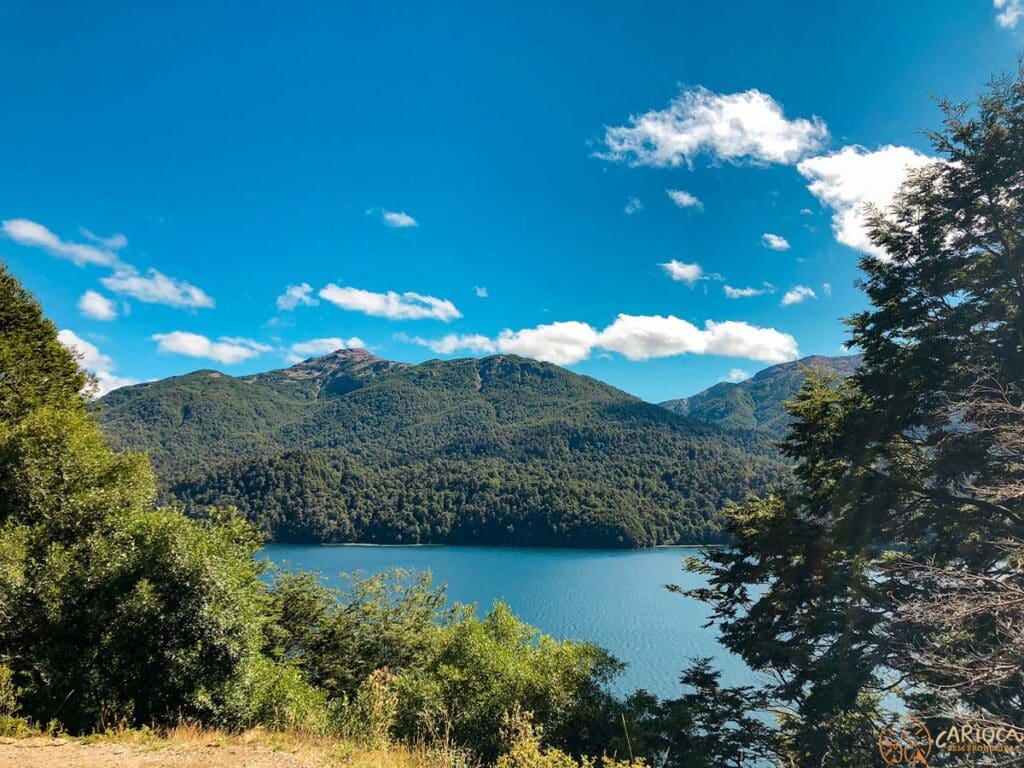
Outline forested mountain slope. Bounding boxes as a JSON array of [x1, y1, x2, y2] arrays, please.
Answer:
[[660, 354, 863, 437], [96, 349, 786, 547]]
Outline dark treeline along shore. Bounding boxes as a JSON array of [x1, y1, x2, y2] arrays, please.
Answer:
[[93, 341, 857, 548]]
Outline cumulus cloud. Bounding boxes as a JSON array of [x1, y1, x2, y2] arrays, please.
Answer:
[[2, 218, 120, 267], [727, 368, 750, 382], [101, 267, 214, 309], [57, 329, 137, 396], [599, 315, 798, 363], [382, 210, 418, 228], [319, 284, 461, 322], [496, 322, 601, 365], [599, 87, 828, 168], [666, 189, 703, 210], [152, 332, 270, 364], [995, 0, 1024, 27], [659, 260, 704, 286], [781, 285, 817, 306], [398, 332, 498, 356], [822, 282, 832, 298], [761, 232, 790, 251], [724, 284, 773, 299], [77, 290, 118, 320], [408, 314, 798, 367], [276, 282, 319, 311], [285, 336, 366, 363], [475, 286, 488, 298], [797, 144, 937, 259], [624, 197, 644, 215]]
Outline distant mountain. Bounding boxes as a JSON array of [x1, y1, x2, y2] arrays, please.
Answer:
[[96, 349, 787, 548], [660, 354, 863, 437]]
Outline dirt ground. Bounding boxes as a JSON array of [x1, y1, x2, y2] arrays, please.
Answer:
[[0, 736, 340, 768]]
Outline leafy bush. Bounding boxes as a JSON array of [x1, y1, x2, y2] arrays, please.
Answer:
[[394, 602, 621, 760]]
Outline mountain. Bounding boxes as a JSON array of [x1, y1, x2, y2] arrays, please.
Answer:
[[96, 349, 787, 548], [659, 354, 863, 437]]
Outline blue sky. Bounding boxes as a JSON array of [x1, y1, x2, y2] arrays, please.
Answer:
[[1, 1, 1021, 402]]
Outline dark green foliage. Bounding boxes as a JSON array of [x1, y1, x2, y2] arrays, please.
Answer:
[[677, 64, 1024, 765], [0, 263, 321, 733], [268, 569, 463, 701], [0, 265, 87, 423], [660, 354, 862, 437], [613, 660, 775, 768], [96, 351, 787, 547]]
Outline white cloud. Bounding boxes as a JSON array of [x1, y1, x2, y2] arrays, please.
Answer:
[[399, 332, 498, 356], [666, 189, 704, 210], [77, 290, 118, 320], [701, 319, 799, 362], [3, 217, 213, 310], [382, 210, 418, 228], [727, 368, 750, 382], [496, 321, 601, 365], [822, 282, 832, 298], [659, 260, 704, 286], [761, 232, 790, 251], [475, 285, 488, 298], [599, 87, 828, 168], [597, 314, 706, 360], [781, 285, 817, 306], [276, 282, 319, 311], [2, 218, 120, 267], [724, 284, 772, 299], [995, 0, 1024, 27], [405, 313, 799, 367], [797, 144, 937, 259], [285, 336, 366, 363], [319, 284, 461, 321], [80, 227, 128, 250], [624, 197, 644, 215], [57, 329, 137, 396], [152, 332, 270, 364], [598, 315, 798, 363], [101, 266, 214, 309]]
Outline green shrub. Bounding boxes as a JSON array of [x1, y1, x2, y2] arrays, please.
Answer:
[[394, 602, 621, 760], [222, 654, 335, 735]]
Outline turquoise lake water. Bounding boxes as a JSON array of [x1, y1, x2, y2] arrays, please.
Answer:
[[261, 544, 755, 699]]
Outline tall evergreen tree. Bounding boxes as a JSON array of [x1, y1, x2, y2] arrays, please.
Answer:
[[686, 63, 1024, 763]]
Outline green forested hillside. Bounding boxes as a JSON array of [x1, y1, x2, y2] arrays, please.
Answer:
[[96, 349, 785, 547], [659, 354, 862, 437]]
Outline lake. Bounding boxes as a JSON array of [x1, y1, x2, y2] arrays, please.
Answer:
[[261, 544, 754, 699]]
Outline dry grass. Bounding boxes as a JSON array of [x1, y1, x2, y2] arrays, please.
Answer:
[[0, 725, 474, 768]]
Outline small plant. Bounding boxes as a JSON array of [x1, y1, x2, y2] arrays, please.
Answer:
[[344, 668, 399, 747], [0, 665, 31, 737]]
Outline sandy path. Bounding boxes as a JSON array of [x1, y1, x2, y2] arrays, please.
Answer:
[[0, 737, 338, 768]]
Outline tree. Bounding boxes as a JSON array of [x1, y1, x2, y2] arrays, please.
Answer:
[[684, 63, 1024, 763], [0, 262, 317, 732]]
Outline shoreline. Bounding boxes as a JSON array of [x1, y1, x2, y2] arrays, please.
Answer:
[[265, 541, 716, 551]]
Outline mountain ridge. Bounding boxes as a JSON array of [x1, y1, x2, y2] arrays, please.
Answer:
[[96, 349, 786, 548], [659, 353, 863, 437]]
